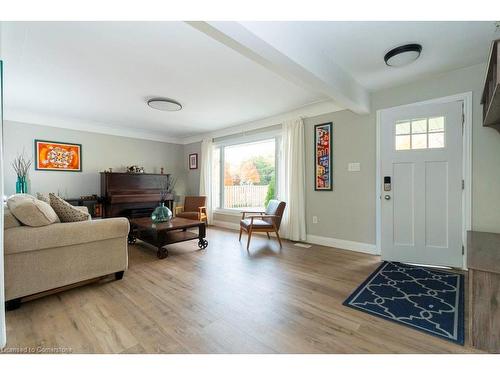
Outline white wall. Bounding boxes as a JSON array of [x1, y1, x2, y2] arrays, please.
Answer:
[[3, 121, 188, 199]]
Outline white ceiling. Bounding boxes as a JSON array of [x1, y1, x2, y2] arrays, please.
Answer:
[[0, 21, 326, 140], [0, 21, 496, 142], [241, 21, 496, 91]]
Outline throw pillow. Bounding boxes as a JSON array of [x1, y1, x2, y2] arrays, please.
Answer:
[[49, 193, 91, 222], [7, 194, 59, 227], [36, 192, 50, 204]]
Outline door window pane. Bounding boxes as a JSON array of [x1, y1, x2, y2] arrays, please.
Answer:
[[411, 119, 427, 134], [396, 135, 411, 151], [429, 132, 445, 148], [412, 134, 427, 149], [428, 117, 445, 132], [395, 116, 445, 151], [396, 122, 411, 135]]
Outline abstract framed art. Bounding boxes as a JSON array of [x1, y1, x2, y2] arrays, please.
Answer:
[[314, 122, 332, 191], [189, 153, 198, 170], [34, 140, 82, 172]]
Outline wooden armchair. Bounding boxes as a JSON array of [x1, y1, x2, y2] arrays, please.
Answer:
[[175, 196, 208, 224], [239, 200, 286, 250]]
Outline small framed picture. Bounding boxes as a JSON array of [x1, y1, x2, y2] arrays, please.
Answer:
[[189, 153, 198, 170]]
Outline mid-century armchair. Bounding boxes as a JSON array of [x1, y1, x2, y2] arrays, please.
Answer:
[[175, 196, 208, 224], [239, 200, 286, 250]]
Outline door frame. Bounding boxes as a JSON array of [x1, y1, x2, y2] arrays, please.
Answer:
[[0, 60, 5, 348], [375, 92, 472, 269]]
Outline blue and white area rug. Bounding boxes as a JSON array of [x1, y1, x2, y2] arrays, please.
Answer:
[[343, 262, 464, 344]]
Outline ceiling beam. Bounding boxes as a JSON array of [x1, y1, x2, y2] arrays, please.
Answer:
[[187, 21, 370, 114]]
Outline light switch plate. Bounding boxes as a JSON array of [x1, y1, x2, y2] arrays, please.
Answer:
[[348, 162, 361, 172]]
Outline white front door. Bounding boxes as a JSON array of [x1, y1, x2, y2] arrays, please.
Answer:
[[380, 100, 463, 268]]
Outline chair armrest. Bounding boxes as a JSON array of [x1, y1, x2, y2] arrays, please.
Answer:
[[247, 214, 279, 226], [247, 215, 279, 219], [198, 206, 206, 213], [174, 206, 184, 215], [241, 210, 265, 219]]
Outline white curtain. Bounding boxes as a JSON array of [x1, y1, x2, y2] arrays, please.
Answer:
[[279, 118, 307, 241], [199, 137, 214, 224]]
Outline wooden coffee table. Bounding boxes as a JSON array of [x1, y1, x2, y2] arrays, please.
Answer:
[[128, 217, 208, 259]]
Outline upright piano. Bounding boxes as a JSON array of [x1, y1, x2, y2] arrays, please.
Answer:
[[100, 172, 174, 218]]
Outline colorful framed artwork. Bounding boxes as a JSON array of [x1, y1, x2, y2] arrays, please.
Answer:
[[314, 122, 332, 191], [35, 140, 82, 172], [189, 153, 198, 170]]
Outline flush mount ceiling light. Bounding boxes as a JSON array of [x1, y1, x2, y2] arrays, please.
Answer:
[[384, 44, 422, 67], [147, 98, 182, 111]]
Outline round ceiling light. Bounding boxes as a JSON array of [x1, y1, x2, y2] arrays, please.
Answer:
[[147, 98, 182, 111], [384, 44, 422, 67]]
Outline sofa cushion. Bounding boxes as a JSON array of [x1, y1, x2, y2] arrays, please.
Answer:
[[49, 193, 91, 222], [4, 207, 22, 229], [240, 218, 274, 229], [7, 194, 59, 227], [4, 217, 130, 255]]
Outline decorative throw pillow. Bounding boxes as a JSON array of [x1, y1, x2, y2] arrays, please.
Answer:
[[49, 193, 91, 222], [7, 194, 60, 227], [36, 192, 50, 204]]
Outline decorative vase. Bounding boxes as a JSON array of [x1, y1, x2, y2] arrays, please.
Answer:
[[16, 176, 28, 194], [151, 202, 173, 223]]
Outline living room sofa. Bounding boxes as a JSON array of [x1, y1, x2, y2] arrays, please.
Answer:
[[4, 206, 129, 309]]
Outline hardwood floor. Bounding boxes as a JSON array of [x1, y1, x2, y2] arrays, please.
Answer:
[[5, 227, 479, 353]]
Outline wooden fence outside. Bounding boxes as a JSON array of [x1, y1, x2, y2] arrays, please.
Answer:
[[224, 185, 269, 208]]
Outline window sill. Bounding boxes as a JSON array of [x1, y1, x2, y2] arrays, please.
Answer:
[[213, 209, 243, 217], [213, 208, 266, 217]]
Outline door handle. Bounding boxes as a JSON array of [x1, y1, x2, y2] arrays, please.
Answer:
[[384, 195, 391, 200]]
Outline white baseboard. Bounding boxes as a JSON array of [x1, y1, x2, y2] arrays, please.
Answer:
[[306, 234, 378, 255], [212, 220, 378, 255], [213, 220, 240, 231]]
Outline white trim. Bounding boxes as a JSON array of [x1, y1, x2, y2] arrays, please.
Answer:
[[214, 128, 282, 147], [181, 100, 341, 145], [213, 220, 241, 231], [5, 109, 183, 144], [214, 209, 245, 217], [375, 109, 382, 255], [6, 100, 342, 146], [0, 60, 6, 349], [306, 235, 378, 255], [375, 92, 473, 269], [213, 220, 377, 255], [463, 93, 473, 270]]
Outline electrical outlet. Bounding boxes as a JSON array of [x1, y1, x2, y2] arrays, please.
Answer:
[[312, 216, 318, 224]]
